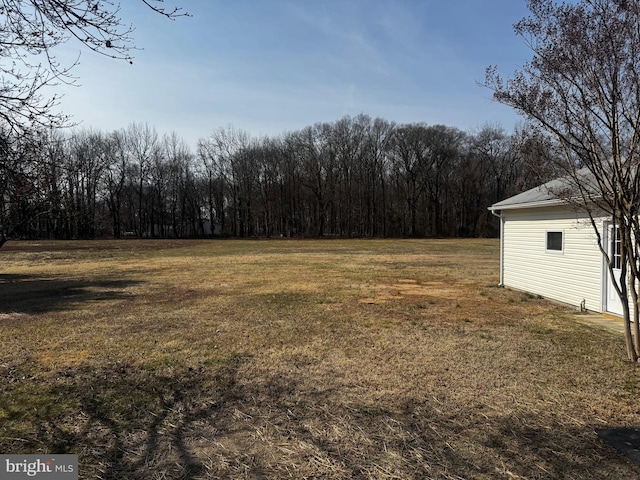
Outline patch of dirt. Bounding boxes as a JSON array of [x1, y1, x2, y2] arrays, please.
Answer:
[[359, 278, 461, 304]]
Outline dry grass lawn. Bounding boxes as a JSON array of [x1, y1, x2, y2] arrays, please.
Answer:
[[1, 238, 640, 479]]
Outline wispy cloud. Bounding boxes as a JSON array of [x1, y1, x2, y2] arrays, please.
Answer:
[[50, 0, 532, 148]]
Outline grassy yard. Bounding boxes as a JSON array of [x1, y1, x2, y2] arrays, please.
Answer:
[[1, 238, 639, 479]]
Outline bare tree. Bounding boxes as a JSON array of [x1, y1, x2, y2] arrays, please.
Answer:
[[296, 123, 339, 237], [162, 132, 198, 237], [102, 130, 129, 238], [197, 135, 224, 237], [364, 117, 395, 237], [485, 0, 640, 361], [0, 1, 186, 134], [420, 125, 465, 236], [125, 122, 159, 237], [388, 124, 428, 237], [198, 126, 252, 236]]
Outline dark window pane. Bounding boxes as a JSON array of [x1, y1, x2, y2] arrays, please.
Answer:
[[547, 231, 563, 251], [612, 227, 622, 269]]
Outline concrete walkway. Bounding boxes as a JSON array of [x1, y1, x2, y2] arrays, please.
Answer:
[[573, 313, 625, 334]]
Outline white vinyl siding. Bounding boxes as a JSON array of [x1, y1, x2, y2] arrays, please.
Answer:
[[502, 206, 604, 312]]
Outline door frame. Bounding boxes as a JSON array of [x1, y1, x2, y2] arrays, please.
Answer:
[[603, 222, 624, 316]]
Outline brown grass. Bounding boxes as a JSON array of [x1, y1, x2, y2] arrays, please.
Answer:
[[1, 238, 639, 479]]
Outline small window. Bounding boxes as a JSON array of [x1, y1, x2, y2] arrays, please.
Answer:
[[611, 226, 622, 269], [546, 231, 563, 252]]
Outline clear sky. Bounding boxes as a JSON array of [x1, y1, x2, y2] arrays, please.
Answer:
[[53, 0, 533, 149]]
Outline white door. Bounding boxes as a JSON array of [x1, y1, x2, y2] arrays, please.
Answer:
[[605, 224, 624, 316]]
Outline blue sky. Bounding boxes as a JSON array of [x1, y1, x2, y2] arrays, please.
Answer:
[[54, 0, 533, 148]]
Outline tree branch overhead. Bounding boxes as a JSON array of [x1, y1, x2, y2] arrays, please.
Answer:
[[0, 0, 187, 134]]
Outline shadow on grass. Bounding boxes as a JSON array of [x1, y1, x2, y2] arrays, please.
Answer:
[[0, 274, 142, 314], [597, 428, 640, 466], [2, 358, 640, 479], [1, 356, 250, 479]]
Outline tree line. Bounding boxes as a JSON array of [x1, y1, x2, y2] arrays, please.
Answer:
[[0, 115, 553, 242]]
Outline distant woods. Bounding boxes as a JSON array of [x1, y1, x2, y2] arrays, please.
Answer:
[[0, 115, 553, 241]]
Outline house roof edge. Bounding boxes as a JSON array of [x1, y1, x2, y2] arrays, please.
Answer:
[[488, 198, 567, 212]]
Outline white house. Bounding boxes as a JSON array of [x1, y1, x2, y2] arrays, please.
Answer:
[[489, 176, 624, 316]]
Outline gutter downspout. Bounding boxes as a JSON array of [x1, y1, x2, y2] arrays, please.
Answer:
[[490, 208, 505, 287]]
